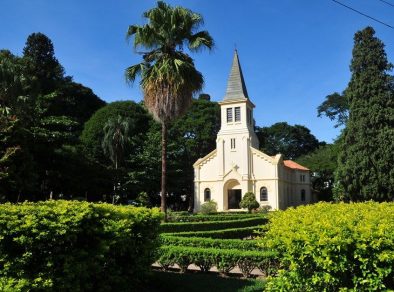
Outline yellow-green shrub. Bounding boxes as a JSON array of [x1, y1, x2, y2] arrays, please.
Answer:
[[0, 200, 162, 291], [260, 202, 394, 291]]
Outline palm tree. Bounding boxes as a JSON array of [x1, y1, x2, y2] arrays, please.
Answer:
[[125, 1, 213, 217], [102, 115, 131, 202]]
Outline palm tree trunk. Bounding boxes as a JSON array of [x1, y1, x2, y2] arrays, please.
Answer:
[[161, 122, 168, 220]]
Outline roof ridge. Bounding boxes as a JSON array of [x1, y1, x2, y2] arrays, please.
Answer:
[[283, 160, 310, 171]]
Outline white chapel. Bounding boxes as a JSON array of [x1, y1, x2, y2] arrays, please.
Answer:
[[193, 50, 312, 211]]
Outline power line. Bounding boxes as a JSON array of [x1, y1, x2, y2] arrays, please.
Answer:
[[331, 0, 394, 29], [378, 0, 394, 8]]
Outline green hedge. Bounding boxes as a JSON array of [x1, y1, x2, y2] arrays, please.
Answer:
[[167, 226, 262, 239], [161, 235, 263, 251], [0, 200, 162, 291], [160, 217, 267, 233], [157, 245, 279, 278], [168, 213, 265, 222], [261, 202, 394, 291]]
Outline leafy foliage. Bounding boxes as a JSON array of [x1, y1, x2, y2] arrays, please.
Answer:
[[158, 245, 278, 277], [102, 115, 132, 169], [167, 99, 220, 209], [261, 202, 394, 291], [0, 33, 105, 201], [167, 213, 261, 222], [297, 143, 339, 201], [81, 101, 149, 161], [166, 226, 262, 239], [336, 27, 394, 201], [256, 122, 321, 160], [160, 217, 267, 233], [317, 92, 349, 128], [0, 200, 162, 291], [200, 200, 218, 214], [240, 192, 260, 213], [160, 235, 263, 251]]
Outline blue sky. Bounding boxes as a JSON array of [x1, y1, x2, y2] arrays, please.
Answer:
[[1, 0, 393, 142]]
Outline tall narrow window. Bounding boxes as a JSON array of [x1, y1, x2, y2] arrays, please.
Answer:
[[231, 138, 236, 149], [204, 188, 211, 201], [226, 108, 233, 122], [235, 107, 241, 122], [260, 187, 268, 201], [301, 189, 306, 202]]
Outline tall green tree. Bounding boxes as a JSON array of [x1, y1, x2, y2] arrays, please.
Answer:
[[336, 27, 394, 201], [297, 143, 339, 201], [125, 1, 214, 216], [0, 33, 105, 201], [102, 116, 132, 202], [168, 98, 220, 209], [0, 114, 36, 202], [124, 98, 220, 209], [0, 51, 36, 201], [102, 115, 131, 171], [0, 50, 25, 114], [22, 32, 64, 94]]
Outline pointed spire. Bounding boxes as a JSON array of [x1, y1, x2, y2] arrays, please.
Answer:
[[224, 50, 249, 100]]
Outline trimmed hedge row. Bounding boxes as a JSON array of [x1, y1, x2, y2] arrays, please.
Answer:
[[157, 245, 279, 278], [261, 202, 394, 291], [160, 235, 263, 251], [0, 200, 162, 292], [160, 217, 268, 233], [168, 213, 264, 223], [166, 226, 262, 239], [170, 211, 249, 216]]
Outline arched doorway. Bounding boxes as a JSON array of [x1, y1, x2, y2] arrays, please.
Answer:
[[223, 179, 241, 210]]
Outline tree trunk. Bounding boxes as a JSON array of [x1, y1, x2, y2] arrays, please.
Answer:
[[161, 122, 168, 220]]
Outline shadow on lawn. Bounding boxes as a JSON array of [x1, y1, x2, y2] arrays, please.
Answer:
[[144, 270, 265, 292]]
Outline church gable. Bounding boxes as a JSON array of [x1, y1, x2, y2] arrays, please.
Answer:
[[194, 149, 218, 182], [251, 148, 279, 178]]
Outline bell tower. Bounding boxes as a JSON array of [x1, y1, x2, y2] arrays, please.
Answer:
[[216, 50, 259, 180]]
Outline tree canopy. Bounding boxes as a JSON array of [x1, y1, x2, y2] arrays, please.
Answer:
[[0, 32, 105, 201], [317, 92, 349, 128], [336, 27, 394, 201], [256, 122, 321, 160]]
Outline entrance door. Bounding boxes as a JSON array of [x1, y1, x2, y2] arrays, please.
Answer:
[[228, 189, 242, 209]]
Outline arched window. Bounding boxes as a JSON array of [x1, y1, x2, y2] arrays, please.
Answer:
[[204, 188, 211, 202], [260, 187, 268, 201], [301, 189, 306, 202]]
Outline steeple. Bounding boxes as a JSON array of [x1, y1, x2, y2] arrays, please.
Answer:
[[223, 50, 249, 100]]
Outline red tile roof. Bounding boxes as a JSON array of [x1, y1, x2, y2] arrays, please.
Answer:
[[283, 160, 309, 171]]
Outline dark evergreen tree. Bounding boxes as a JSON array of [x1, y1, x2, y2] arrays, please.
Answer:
[[336, 27, 394, 201], [23, 32, 64, 93]]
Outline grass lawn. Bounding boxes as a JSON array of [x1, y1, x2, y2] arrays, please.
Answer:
[[144, 270, 265, 292]]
